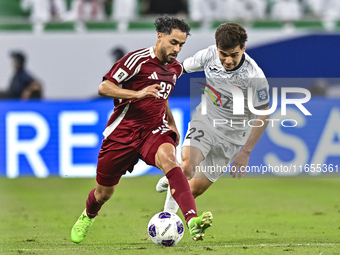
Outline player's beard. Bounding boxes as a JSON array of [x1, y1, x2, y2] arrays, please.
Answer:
[[160, 47, 177, 64]]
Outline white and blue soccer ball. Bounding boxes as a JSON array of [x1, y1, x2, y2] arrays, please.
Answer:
[[147, 211, 184, 247]]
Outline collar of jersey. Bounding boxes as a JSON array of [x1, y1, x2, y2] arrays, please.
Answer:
[[149, 46, 156, 58], [225, 54, 245, 73]]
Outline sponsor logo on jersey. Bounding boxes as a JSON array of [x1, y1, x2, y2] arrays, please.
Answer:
[[172, 74, 177, 83], [148, 71, 159, 80], [209, 66, 220, 72], [257, 88, 268, 102], [113, 68, 128, 83], [152, 125, 170, 135], [185, 209, 196, 216]]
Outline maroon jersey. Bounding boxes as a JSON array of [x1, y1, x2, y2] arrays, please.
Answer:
[[102, 47, 182, 143]]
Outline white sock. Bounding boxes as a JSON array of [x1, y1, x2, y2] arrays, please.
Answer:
[[187, 218, 193, 227], [163, 185, 179, 213]]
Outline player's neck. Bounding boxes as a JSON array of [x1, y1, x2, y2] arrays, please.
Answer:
[[153, 46, 168, 65]]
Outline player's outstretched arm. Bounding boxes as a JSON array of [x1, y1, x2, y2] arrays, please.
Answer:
[[231, 106, 270, 179], [98, 80, 162, 100]]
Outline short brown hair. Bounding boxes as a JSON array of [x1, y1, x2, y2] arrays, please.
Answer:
[[215, 23, 247, 50]]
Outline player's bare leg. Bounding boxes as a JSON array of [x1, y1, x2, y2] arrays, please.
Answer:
[[183, 147, 213, 240], [155, 143, 197, 222], [189, 171, 213, 198], [163, 146, 205, 212], [71, 184, 116, 243], [156, 143, 192, 214], [162, 171, 213, 240], [156, 146, 204, 193], [163, 164, 213, 213], [154, 142, 212, 240], [181, 146, 205, 180], [182, 145, 214, 198], [155, 143, 180, 175], [93, 183, 115, 205]]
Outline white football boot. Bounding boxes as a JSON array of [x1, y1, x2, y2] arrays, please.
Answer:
[[156, 176, 169, 193]]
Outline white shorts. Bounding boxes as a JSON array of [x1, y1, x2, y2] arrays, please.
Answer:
[[182, 120, 242, 182]]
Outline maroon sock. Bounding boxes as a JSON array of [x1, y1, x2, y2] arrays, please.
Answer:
[[166, 167, 198, 223], [86, 188, 104, 218]]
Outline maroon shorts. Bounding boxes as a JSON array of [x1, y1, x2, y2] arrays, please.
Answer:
[[96, 131, 176, 187]]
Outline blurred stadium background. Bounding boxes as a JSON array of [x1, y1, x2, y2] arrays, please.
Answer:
[[0, 0, 339, 181]]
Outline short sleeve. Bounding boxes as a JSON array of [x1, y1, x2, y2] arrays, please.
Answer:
[[251, 70, 270, 110], [103, 48, 148, 85], [182, 48, 210, 73]]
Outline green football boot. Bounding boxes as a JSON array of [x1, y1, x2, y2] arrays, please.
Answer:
[[71, 209, 95, 243], [188, 211, 213, 241]]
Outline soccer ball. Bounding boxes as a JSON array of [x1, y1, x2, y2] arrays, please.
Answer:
[[147, 211, 184, 247]]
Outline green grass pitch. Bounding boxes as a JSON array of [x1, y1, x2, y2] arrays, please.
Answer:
[[0, 176, 339, 254]]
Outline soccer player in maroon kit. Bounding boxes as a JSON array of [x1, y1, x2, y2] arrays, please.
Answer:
[[71, 16, 213, 243]]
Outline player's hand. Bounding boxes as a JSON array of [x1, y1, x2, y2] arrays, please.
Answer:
[[230, 150, 250, 179], [135, 84, 162, 99]]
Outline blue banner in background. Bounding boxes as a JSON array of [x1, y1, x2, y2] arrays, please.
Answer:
[[250, 98, 340, 175], [247, 35, 340, 78], [0, 97, 339, 178]]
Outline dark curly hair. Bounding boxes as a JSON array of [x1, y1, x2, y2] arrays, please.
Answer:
[[215, 23, 248, 50], [154, 16, 191, 36]]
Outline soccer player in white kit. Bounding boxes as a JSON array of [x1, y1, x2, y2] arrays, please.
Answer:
[[156, 23, 271, 238]]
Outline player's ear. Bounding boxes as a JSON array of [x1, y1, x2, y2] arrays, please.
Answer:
[[157, 32, 163, 42]]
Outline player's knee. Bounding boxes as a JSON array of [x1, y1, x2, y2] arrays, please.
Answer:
[[181, 160, 191, 179], [156, 145, 178, 172], [159, 153, 177, 168], [181, 159, 198, 180]]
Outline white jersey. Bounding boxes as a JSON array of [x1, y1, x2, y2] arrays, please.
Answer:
[[182, 45, 269, 145]]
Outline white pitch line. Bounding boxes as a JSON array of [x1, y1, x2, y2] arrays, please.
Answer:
[[1, 243, 339, 252]]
